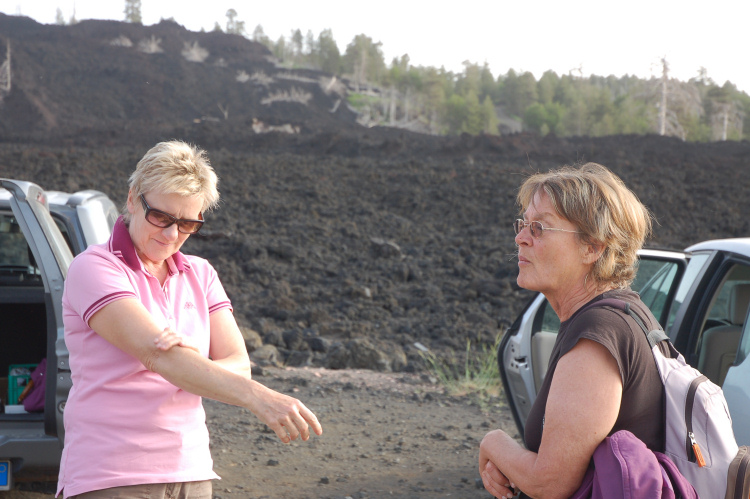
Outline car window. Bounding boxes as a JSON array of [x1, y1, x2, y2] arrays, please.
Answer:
[[666, 253, 710, 332], [701, 265, 750, 329], [532, 255, 683, 337], [0, 213, 29, 265], [633, 259, 671, 291], [693, 262, 750, 385], [737, 320, 750, 366], [636, 260, 681, 325], [707, 284, 736, 322], [52, 216, 76, 253], [0, 212, 42, 284], [540, 300, 560, 333]]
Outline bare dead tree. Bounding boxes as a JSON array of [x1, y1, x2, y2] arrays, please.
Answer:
[[569, 64, 584, 79], [642, 57, 702, 140], [659, 57, 668, 136], [661, 83, 702, 140], [716, 103, 730, 141], [711, 102, 743, 141], [353, 48, 368, 93], [403, 87, 412, 123], [388, 86, 396, 125]]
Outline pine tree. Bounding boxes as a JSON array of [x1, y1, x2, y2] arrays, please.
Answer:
[[291, 29, 303, 58], [317, 29, 341, 75], [481, 95, 499, 134], [342, 35, 385, 91], [124, 0, 142, 24], [225, 9, 246, 35], [443, 94, 467, 134]]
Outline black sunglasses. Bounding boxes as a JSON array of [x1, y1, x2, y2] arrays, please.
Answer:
[[139, 194, 204, 234]]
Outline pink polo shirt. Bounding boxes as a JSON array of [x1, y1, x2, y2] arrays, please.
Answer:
[[57, 217, 232, 498]]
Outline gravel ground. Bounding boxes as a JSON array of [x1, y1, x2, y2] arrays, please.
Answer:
[[7, 366, 519, 499]]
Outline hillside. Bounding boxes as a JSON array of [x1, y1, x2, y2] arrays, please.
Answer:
[[1, 15, 750, 372], [0, 14, 356, 145]]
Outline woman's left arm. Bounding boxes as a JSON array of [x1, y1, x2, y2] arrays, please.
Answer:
[[207, 309, 252, 375], [479, 338, 623, 499], [154, 309, 251, 375]]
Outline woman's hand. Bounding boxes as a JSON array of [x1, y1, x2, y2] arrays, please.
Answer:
[[154, 327, 200, 354], [249, 383, 323, 444], [480, 460, 517, 498], [479, 430, 517, 498]]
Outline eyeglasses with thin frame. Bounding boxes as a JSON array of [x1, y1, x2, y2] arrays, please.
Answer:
[[513, 219, 580, 239], [140, 194, 204, 234]]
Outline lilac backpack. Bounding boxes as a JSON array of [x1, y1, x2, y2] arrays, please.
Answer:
[[580, 298, 750, 499], [571, 430, 698, 499]]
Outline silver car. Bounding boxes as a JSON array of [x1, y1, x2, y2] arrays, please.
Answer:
[[499, 240, 750, 446], [0, 180, 117, 488]]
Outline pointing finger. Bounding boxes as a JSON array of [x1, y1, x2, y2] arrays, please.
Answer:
[[298, 404, 323, 436]]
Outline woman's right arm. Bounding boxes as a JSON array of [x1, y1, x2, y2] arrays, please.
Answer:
[[88, 298, 322, 443], [479, 338, 622, 498]]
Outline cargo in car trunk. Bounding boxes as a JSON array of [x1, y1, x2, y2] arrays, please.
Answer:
[[0, 299, 48, 410]]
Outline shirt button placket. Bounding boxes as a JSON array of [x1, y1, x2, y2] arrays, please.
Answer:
[[162, 284, 174, 328]]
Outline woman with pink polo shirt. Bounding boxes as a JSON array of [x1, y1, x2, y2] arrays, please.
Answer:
[[56, 141, 322, 498]]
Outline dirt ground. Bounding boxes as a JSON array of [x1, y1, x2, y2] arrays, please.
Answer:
[[7, 366, 517, 499]]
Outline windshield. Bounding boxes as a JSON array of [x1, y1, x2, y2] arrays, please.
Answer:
[[0, 212, 43, 284]]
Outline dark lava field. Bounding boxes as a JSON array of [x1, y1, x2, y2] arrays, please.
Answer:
[[2, 14, 750, 371]]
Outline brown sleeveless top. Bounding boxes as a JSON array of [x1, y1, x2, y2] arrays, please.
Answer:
[[524, 289, 666, 454]]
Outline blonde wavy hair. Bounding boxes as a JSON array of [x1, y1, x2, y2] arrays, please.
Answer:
[[517, 162, 652, 288], [123, 141, 219, 223]]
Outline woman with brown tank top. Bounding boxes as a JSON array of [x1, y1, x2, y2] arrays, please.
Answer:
[[478, 163, 662, 499]]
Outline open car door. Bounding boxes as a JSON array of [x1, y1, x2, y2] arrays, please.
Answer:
[[0, 179, 74, 481], [498, 249, 688, 438]]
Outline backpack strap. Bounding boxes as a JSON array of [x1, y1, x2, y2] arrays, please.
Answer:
[[578, 297, 670, 349], [579, 296, 717, 468]]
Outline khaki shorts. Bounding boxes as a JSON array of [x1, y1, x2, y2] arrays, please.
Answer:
[[67, 480, 212, 499]]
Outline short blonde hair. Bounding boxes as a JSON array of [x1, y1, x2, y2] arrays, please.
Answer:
[[517, 162, 652, 288], [123, 141, 219, 222]]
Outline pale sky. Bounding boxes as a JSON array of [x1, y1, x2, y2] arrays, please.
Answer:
[[2, 0, 749, 94]]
